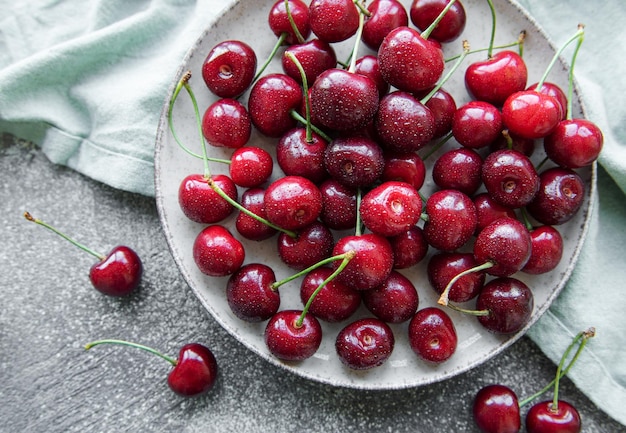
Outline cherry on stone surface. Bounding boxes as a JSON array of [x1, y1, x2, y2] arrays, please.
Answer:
[[472, 384, 521, 433], [264, 309, 323, 361], [268, 0, 311, 45], [308, 0, 360, 43], [276, 128, 328, 184], [543, 118, 604, 168], [423, 189, 477, 252], [481, 148, 540, 209], [178, 173, 237, 224], [318, 179, 358, 231], [388, 226, 429, 269], [522, 225, 563, 275], [277, 221, 334, 271], [226, 263, 280, 322], [362, 270, 419, 323], [193, 225, 245, 277], [229, 146, 274, 188], [502, 90, 562, 139], [263, 175, 323, 231], [362, 0, 409, 50], [408, 306, 457, 363], [473, 217, 532, 277], [248, 73, 302, 138], [525, 400, 582, 433], [235, 187, 278, 241], [465, 50, 528, 106], [201, 98, 251, 149], [452, 100, 503, 149], [526, 167, 585, 226], [427, 252, 485, 303], [432, 147, 483, 195], [335, 317, 395, 370], [202, 40, 257, 98], [410, 0, 467, 43], [300, 267, 361, 322], [476, 276, 534, 334], [324, 136, 385, 189]]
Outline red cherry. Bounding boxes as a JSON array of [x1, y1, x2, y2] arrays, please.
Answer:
[[432, 147, 483, 195], [264, 175, 323, 231], [410, 0, 467, 43], [335, 317, 395, 370], [300, 267, 361, 322], [544, 118, 604, 168], [502, 90, 562, 139], [226, 263, 280, 322], [427, 252, 485, 303], [277, 221, 334, 270], [525, 400, 582, 433], [354, 54, 391, 98], [193, 225, 244, 277], [276, 128, 328, 184], [248, 73, 302, 137], [382, 151, 427, 191], [452, 100, 503, 149], [477, 277, 534, 334], [423, 189, 477, 252], [268, 0, 311, 45], [324, 136, 385, 189], [388, 226, 429, 269], [465, 50, 528, 106], [282, 39, 337, 86], [318, 179, 358, 231], [421, 87, 457, 139], [168, 343, 219, 397], [473, 217, 532, 277], [527, 81, 568, 120], [481, 149, 540, 209], [359, 181, 423, 237], [178, 173, 237, 224], [522, 225, 563, 275], [235, 187, 278, 241], [229, 146, 274, 188], [264, 310, 323, 361], [89, 246, 143, 297], [362, 0, 409, 50], [473, 192, 517, 234], [201, 98, 251, 149], [308, 0, 360, 43], [202, 40, 257, 98], [408, 307, 457, 363], [362, 270, 419, 323], [526, 167, 585, 226], [473, 384, 521, 433]]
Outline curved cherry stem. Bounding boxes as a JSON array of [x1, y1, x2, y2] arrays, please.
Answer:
[[284, 51, 313, 142], [421, 131, 453, 161], [421, 40, 470, 105], [445, 32, 525, 62], [485, 0, 496, 58], [85, 339, 178, 366], [534, 25, 585, 93], [437, 261, 494, 307], [566, 24, 585, 120], [290, 110, 332, 142], [24, 211, 105, 260], [421, 0, 458, 40], [253, 32, 288, 84], [285, 0, 306, 44]]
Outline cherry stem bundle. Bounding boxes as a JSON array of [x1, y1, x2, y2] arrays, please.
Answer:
[[85, 339, 178, 366]]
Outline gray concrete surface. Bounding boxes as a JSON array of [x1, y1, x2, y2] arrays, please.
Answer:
[[2, 133, 624, 432]]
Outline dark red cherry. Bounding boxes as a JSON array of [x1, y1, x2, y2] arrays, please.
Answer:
[[226, 263, 280, 322], [427, 252, 485, 303], [502, 90, 562, 139], [268, 0, 311, 45], [229, 146, 273, 188], [382, 151, 426, 191], [308, 0, 360, 43], [544, 118, 604, 168], [473, 192, 517, 234], [522, 225, 563, 274], [235, 188, 277, 241], [389, 226, 429, 269], [264, 175, 323, 231], [362, 270, 419, 323], [354, 55, 390, 97], [168, 343, 219, 397], [432, 147, 483, 195], [477, 277, 534, 334], [362, 0, 409, 50], [264, 310, 322, 361], [410, 0, 467, 43], [248, 73, 302, 137], [465, 50, 528, 106], [87, 246, 143, 297], [408, 307, 457, 363], [202, 40, 257, 98], [193, 225, 244, 277], [378, 26, 445, 93], [335, 317, 395, 370], [525, 400, 582, 433], [527, 81, 568, 120], [473, 217, 532, 277], [526, 167, 585, 226], [324, 136, 385, 189], [421, 87, 457, 139], [452, 100, 503, 149], [178, 174, 237, 224], [276, 128, 328, 184], [318, 179, 358, 231], [473, 384, 521, 433], [277, 221, 334, 270], [201, 98, 251, 149], [359, 181, 423, 237], [282, 39, 337, 86], [300, 267, 361, 322], [481, 148, 540, 209], [423, 189, 477, 252]]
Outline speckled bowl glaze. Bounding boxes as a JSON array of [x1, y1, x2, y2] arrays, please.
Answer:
[[155, 0, 595, 389]]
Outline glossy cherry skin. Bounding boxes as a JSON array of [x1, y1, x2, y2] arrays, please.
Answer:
[[229, 146, 273, 188], [544, 118, 604, 168], [300, 267, 361, 322], [465, 50, 528, 106], [427, 252, 485, 303], [362, 270, 419, 323], [382, 151, 426, 191], [473, 384, 521, 433], [473, 192, 517, 234], [452, 100, 503, 149], [309, 0, 360, 43], [477, 277, 534, 334], [389, 226, 429, 269], [474, 217, 532, 277], [202, 40, 256, 98], [282, 39, 337, 86], [201, 98, 251, 149], [235, 188, 277, 241], [525, 400, 582, 433], [324, 136, 385, 189], [526, 167, 585, 226], [481, 148, 540, 209], [354, 55, 390, 98], [375, 91, 435, 153], [226, 263, 280, 322], [310, 68, 379, 132], [422, 87, 457, 139], [248, 73, 302, 137], [360, 181, 423, 237], [331, 233, 395, 291], [363, 0, 409, 50], [193, 225, 244, 277], [264, 175, 323, 231], [89, 246, 143, 297], [527, 81, 568, 120], [378, 26, 445, 93], [523, 225, 563, 274], [408, 307, 457, 363], [335, 318, 395, 370], [432, 147, 483, 195], [410, 0, 467, 43], [167, 343, 218, 397], [277, 221, 334, 270], [318, 179, 358, 231], [264, 310, 323, 361], [178, 174, 237, 224], [423, 189, 477, 252], [276, 128, 328, 184], [268, 0, 311, 45], [502, 90, 562, 139]]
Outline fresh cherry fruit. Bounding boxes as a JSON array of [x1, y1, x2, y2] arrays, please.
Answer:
[[473, 192, 517, 234], [282, 39, 337, 86], [331, 233, 395, 291], [277, 221, 334, 270], [481, 148, 539, 208], [421, 87, 457, 139], [276, 128, 328, 184], [268, 0, 311, 45], [85, 340, 218, 398], [235, 188, 277, 241], [423, 189, 477, 252], [526, 167, 585, 226], [362, 270, 419, 323], [389, 226, 429, 269], [359, 181, 423, 237], [24, 212, 142, 297], [300, 267, 361, 322], [474, 217, 532, 277], [432, 147, 483, 195], [324, 136, 385, 189], [310, 68, 380, 131], [229, 146, 274, 188], [318, 179, 358, 231], [382, 151, 427, 191], [378, 26, 445, 93], [308, 0, 360, 43], [410, 0, 467, 43], [335, 317, 395, 370], [248, 73, 302, 137], [527, 81, 568, 120], [202, 40, 257, 98], [465, 50, 528, 106], [522, 225, 563, 274], [264, 310, 323, 361], [354, 55, 390, 97], [375, 91, 435, 153], [525, 400, 582, 433], [427, 252, 485, 302], [452, 100, 503, 149], [544, 118, 604, 168], [477, 276, 534, 333], [502, 90, 562, 139], [178, 173, 237, 224], [201, 98, 251, 149], [362, 0, 409, 50], [473, 384, 521, 433], [193, 225, 244, 277], [408, 307, 457, 363], [264, 175, 323, 231], [226, 263, 280, 322]]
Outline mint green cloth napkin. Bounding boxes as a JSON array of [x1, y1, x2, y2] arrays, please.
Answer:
[[1, 0, 625, 425]]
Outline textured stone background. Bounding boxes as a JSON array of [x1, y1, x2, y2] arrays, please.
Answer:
[[1, 134, 623, 432]]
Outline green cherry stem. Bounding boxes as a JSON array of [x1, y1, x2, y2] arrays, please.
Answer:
[[421, 40, 470, 105], [421, 131, 453, 161], [85, 339, 178, 366], [284, 51, 313, 142], [437, 261, 495, 307], [253, 32, 288, 84], [445, 31, 526, 62], [566, 24, 585, 120], [534, 25, 585, 93], [290, 110, 333, 142], [421, 0, 458, 40], [271, 251, 355, 291], [285, 0, 306, 44], [23, 211, 105, 260], [484, 0, 497, 58]]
